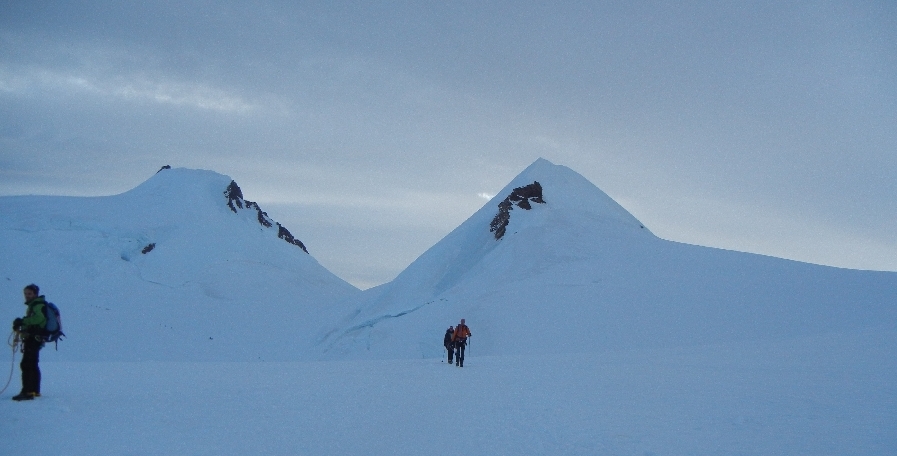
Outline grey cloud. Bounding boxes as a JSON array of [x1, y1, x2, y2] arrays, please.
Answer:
[[1, 1, 895, 287]]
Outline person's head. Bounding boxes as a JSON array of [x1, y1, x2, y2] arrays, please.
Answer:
[[23, 284, 39, 302], [448, 326, 454, 330], [460, 318, 465, 325]]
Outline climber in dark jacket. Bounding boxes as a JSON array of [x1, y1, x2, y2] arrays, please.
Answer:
[[12, 284, 47, 401], [444, 326, 455, 364]]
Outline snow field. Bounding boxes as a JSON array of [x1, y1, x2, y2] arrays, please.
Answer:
[[2, 328, 894, 455], [2, 161, 895, 454]]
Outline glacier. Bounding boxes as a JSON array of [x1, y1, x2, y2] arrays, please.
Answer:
[[1, 160, 894, 454]]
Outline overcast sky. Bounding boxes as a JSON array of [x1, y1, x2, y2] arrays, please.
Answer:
[[2, 1, 895, 289]]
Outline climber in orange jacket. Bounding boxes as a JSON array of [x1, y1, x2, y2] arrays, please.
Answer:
[[451, 319, 472, 367]]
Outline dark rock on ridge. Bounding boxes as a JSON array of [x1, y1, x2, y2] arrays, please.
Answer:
[[276, 223, 308, 252], [224, 181, 246, 212], [223, 180, 309, 253], [489, 181, 546, 240]]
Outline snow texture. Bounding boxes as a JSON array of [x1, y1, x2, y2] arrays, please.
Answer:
[[0, 167, 359, 361], [318, 159, 895, 361], [1, 159, 895, 454]]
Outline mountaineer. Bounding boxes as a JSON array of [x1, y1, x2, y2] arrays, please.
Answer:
[[451, 319, 472, 367], [11, 284, 47, 401]]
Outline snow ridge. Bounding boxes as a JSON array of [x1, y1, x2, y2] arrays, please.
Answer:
[[2, 160, 894, 455], [0, 166, 359, 361], [317, 158, 896, 361], [223, 178, 308, 253]]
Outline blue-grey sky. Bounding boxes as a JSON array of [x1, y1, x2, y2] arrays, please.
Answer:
[[2, 1, 895, 289]]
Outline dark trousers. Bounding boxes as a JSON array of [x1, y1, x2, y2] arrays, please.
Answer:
[[446, 344, 454, 363], [454, 340, 466, 366], [20, 336, 42, 394]]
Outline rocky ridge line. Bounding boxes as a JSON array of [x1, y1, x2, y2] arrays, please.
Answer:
[[223, 180, 309, 253], [489, 181, 546, 240]]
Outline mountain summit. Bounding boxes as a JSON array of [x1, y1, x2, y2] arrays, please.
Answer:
[[2, 161, 893, 364], [0, 167, 359, 361], [371, 158, 653, 304], [319, 158, 895, 360], [124, 166, 309, 253], [493, 158, 650, 235], [317, 158, 659, 356]]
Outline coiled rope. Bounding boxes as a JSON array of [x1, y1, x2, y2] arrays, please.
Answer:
[[0, 330, 22, 396]]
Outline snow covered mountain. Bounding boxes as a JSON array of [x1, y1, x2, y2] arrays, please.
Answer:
[[0, 167, 359, 361], [319, 158, 896, 359], [2, 160, 894, 364], [2, 160, 895, 454]]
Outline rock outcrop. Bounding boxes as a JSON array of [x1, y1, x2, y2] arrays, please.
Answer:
[[489, 181, 545, 240], [224, 180, 308, 253]]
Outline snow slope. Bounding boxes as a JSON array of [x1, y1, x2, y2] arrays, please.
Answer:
[[0, 167, 359, 361], [320, 158, 897, 360], [1, 159, 895, 454], [1, 329, 894, 455]]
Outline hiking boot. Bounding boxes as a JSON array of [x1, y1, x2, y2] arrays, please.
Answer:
[[12, 392, 35, 401]]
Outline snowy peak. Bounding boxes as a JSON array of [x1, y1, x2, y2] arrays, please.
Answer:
[[492, 158, 650, 235], [369, 158, 653, 302], [0, 165, 359, 361], [469, 158, 653, 248], [317, 159, 659, 357], [319, 159, 897, 362], [145, 166, 308, 253]]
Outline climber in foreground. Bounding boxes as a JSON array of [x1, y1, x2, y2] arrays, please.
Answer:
[[11, 284, 47, 401], [452, 319, 472, 367]]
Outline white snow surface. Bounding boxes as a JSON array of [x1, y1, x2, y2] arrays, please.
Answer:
[[319, 159, 896, 361], [1, 159, 895, 454], [0, 167, 359, 361], [2, 330, 896, 455]]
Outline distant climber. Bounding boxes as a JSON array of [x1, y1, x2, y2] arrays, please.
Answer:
[[452, 319, 472, 367], [444, 326, 455, 364], [11, 284, 47, 401]]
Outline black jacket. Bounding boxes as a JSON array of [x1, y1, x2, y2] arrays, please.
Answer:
[[443, 329, 454, 347]]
